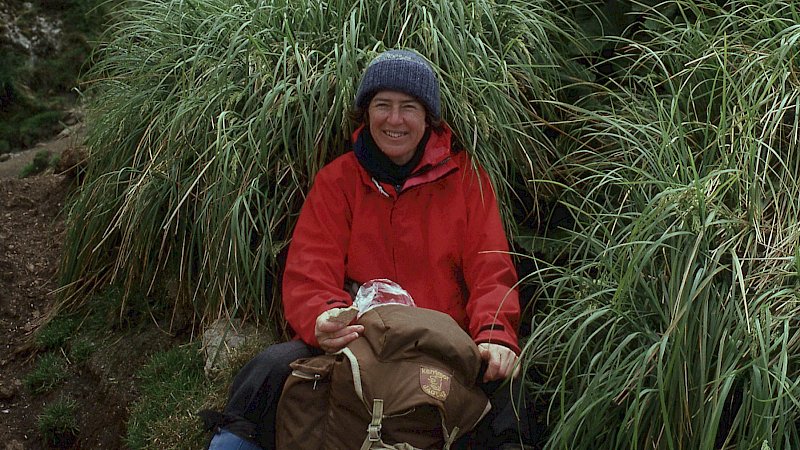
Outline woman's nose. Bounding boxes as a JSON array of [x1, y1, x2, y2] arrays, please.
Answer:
[[386, 106, 403, 124]]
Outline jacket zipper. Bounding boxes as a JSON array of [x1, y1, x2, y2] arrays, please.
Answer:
[[371, 178, 389, 197]]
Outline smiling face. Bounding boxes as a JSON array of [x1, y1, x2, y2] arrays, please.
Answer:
[[367, 90, 428, 165]]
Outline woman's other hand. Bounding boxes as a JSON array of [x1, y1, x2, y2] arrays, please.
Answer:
[[315, 308, 364, 353], [478, 343, 520, 382]]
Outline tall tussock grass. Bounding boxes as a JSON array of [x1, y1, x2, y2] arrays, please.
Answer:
[[59, 0, 581, 324], [522, 1, 800, 448]]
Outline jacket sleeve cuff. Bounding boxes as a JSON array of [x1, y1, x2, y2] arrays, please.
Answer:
[[474, 328, 521, 355], [301, 298, 352, 348]]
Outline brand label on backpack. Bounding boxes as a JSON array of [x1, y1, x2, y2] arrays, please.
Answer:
[[420, 367, 451, 401]]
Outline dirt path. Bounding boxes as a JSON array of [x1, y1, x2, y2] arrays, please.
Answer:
[[0, 126, 129, 449], [1, 173, 74, 449]]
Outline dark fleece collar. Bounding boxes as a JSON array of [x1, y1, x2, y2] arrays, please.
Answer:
[[354, 127, 431, 187]]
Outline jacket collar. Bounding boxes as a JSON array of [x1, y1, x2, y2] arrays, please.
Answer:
[[352, 124, 458, 197]]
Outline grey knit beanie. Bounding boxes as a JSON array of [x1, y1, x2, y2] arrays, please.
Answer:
[[355, 49, 441, 120]]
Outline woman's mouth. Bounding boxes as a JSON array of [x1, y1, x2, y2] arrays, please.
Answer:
[[383, 130, 407, 138]]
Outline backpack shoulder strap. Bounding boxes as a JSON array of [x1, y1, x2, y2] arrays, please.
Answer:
[[340, 347, 364, 401]]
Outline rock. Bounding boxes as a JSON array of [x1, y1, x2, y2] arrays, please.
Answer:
[[57, 126, 73, 138], [202, 318, 274, 378], [54, 145, 87, 180], [64, 108, 84, 125], [0, 383, 17, 401], [0, 154, 9, 163]]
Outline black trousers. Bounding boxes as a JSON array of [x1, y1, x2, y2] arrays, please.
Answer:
[[216, 340, 535, 449]]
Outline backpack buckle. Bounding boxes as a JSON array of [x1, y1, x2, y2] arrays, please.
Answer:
[[368, 399, 384, 442], [367, 423, 381, 442]]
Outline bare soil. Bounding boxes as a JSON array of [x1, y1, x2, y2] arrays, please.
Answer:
[[0, 130, 132, 449]]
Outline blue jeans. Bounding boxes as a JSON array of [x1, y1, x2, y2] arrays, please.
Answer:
[[208, 429, 263, 450]]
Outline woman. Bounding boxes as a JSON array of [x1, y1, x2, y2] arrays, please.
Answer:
[[207, 49, 533, 450]]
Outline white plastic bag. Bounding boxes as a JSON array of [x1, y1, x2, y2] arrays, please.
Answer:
[[353, 279, 415, 318]]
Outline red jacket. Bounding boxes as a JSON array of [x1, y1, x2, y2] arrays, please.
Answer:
[[282, 125, 521, 353]]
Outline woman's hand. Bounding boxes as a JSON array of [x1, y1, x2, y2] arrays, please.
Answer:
[[315, 308, 364, 353], [478, 343, 520, 382]]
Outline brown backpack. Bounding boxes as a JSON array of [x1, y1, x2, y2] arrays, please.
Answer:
[[276, 305, 491, 450]]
